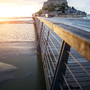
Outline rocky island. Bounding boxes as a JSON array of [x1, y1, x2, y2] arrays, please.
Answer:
[[34, 0, 86, 17]]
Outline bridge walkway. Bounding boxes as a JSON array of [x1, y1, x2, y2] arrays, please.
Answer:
[[35, 17, 90, 90]]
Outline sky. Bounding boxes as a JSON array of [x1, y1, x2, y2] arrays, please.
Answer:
[[0, 0, 90, 17]]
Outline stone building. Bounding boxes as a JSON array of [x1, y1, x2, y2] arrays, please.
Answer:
[[43, 0, 67, 7]]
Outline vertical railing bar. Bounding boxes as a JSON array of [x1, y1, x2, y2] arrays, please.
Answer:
[[48, 36, 59, 54], [41, 29, 45, 54], [43, 29, 48, 52], [45, 50, 53, 84], [44, 25, 50, 31], [42, 39, 50, 90], [35, 18, 39, 38], [40, 24, 46, 52], [44, 54, 50, 78], [50, 41, 65, 90], [44, 35, 55, 70], [42, 25, 48, 55], [37, 20, 50, 90], [46, 46, 54, 76], [50, 41, 71, 90], [46, 46, 56, 71], [37, 19, 40, 37], [35, 17, 90, 90], [43, 30, 50, 79], [39, 21, 43, 36], [45, 47, 52, 88], [37, 22, 43, 52], [37, 20, 44, 52], [44, 30, 48, 35], [41, 25, 53, 88], [38, 20, 45, 58], [44, 28, 49, 36], [40, 24, 47, 59], [44, 30, 50, 57], [43, 29, 51, 90], [47, 41, 57, 62], [44, 53, 51, 89], [41, 24, 50, 88], [40, 24, 45, 49]]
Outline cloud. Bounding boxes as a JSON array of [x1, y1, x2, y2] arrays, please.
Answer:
[[67, 0, 90, 14], [0, 0, 44, 6], [1, 0, 89, 16], [0, 0, 45, 17]]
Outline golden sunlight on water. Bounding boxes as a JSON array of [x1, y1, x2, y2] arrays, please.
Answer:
[[0, 23, 46, 90], [0, 24, 37, 41]]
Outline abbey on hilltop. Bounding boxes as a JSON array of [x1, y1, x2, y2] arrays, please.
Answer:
[[33, 0, 86, 17], [43, 0, 67, 7]]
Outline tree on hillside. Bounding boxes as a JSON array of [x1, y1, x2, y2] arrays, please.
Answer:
[[43, 7, 48, 10], [72, 7, 75, 10], [62, 2, 68, 7], [48, 7, 55, 12], [37, 10, 42, 16]]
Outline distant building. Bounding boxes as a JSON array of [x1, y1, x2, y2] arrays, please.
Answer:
[[43, 0, 67, 7], [35, 0, 86, 17]]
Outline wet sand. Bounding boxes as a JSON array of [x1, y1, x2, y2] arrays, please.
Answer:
[[0, 23, 46, 90]]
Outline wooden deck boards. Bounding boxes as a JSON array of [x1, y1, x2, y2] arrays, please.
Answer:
[[63, 47, 90, 90], [41, 19, 90, 90], [47, 39, 90, 89]]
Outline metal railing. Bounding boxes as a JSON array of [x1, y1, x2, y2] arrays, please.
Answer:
[[34, 17, 90, 90]]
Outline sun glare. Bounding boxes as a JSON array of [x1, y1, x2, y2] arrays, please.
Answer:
[[0, 1, 42, 18], [0, 5, 34, 17]]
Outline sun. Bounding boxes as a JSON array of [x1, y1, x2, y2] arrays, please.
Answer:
[[0, 1, 41, 17], [0, 5, 34, 17], [0, 6, 14, 17]]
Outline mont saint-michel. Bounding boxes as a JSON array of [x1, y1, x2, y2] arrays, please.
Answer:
[[35, 0, 86, 17], [43, 0, 67, 7]]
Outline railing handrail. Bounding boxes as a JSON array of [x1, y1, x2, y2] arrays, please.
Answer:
[[37, 17, 90, 61]]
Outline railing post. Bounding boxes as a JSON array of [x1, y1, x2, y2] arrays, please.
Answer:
[[37, 22, 43, 52], [37, 19, 40, 37], [35, 17, 39, 38], [44, 30, 50, 56], [50, 40, 71, 90], [43, 30, 50, 90]]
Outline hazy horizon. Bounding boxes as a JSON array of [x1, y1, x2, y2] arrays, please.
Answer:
[[0, 0, 90, 17]]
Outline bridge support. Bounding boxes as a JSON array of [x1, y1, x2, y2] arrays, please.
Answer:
[[50, 41, 71, 90], [35, 16, 90, 90], [37, 22, 43, 52]]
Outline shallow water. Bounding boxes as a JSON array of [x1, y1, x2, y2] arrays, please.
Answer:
[[0, 55, 46, 90], [0, 24, 36, 41], [0, 19, 46, 90]]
